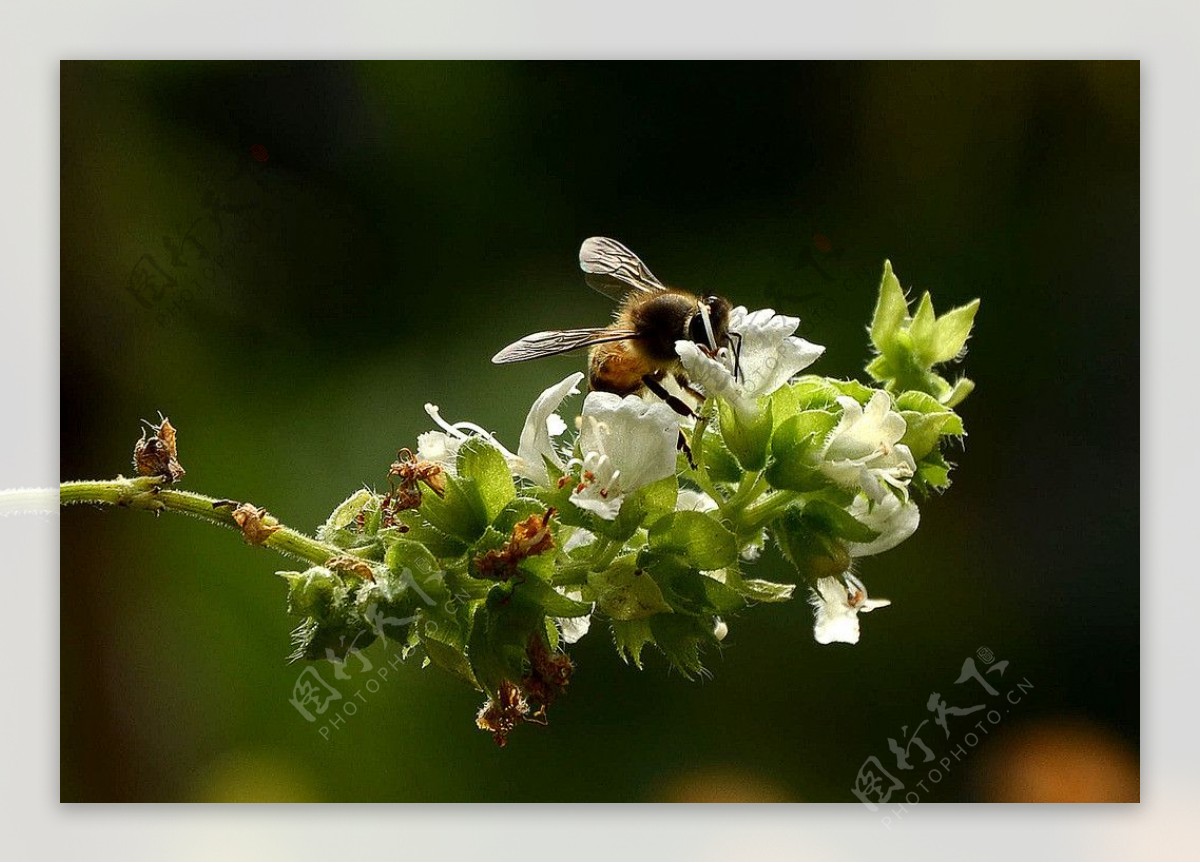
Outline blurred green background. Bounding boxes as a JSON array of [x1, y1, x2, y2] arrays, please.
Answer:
[[60, 61, 1138, 802]]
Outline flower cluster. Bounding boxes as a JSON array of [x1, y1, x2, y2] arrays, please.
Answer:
[[278, 260, 978, 743]]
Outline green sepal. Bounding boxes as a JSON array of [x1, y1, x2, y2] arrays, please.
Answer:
[[418, 471, 489, 542], [420, 632, 478, 688], [642, 552, 744, 616], [869, 259, 908, 357], [388, 510, 467, 559], [588, 557, 672, 621], [649, 614, 716, 680], [801, 498, 881, 544], [594, 475, 678, 542], [456, 439, 516, 524], [648, 510, 738, 571], [279, 566, 345, 621], [765, 410, 838, 492], [466, 584, 543, 696], [611, 618, 655, 668], [699, 428, 743, 483], [317, 489, 377, 548], [718, 396, 773, 471], [514, 572, 592, 618], [738, 578, 797, 603], [926, 298, 979, 365], [772, 506, 852, 581]]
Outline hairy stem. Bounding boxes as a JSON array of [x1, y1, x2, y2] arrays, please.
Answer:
[[60, 477, 352, 567]]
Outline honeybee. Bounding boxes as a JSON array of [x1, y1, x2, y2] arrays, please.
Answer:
[[492, 237, 741, 418]]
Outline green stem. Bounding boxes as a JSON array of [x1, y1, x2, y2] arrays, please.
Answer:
[[60, 477, 352, 567], [721, 471, 769, 515], [688, 404, 725, 504], [739, 489, 802, 532]]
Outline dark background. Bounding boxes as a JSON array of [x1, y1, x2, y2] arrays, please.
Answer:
[[60, 61, 1138, 802]]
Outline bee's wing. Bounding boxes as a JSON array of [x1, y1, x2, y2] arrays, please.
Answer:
[[579, 236, 666, 301], [491, 327, 637, 364]]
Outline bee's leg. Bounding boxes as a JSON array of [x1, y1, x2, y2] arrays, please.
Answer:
[[641, 372, 697, 420], [677, 429, 695, 469], [672, 372, 706, 403]]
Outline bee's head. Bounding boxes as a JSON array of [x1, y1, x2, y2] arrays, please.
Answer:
[[688, 295, 733, 350]]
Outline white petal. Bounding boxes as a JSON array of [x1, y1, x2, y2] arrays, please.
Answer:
[[729, 306, 825, 398], [562, 527, 597, 554], [416, 430, 460, 471], [677, 487, 719, 512], [516, 372, 585, 484], [578, 391, 679, 490], [847, 494, 921, 557], [555, 588, 593, 644]]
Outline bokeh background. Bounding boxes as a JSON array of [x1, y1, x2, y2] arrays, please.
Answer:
[[60, 61, 1138, 802]]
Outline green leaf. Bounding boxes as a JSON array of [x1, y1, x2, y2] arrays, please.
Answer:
[[801, 499, 881, 544], [739, 578, 797, 603], [589, 558, 672, 620], [456, 439, 516, 524], [648, 511, 738, 570], [718, 397, 773, 471], [869, 259, 909, 356], [611, 618, 655, 668], [388, 511, 467, 558], [765, 410, 837, 492], [419, 472, 488, 542], [776, 377, 842, 415], [929, 298, 980, 364]]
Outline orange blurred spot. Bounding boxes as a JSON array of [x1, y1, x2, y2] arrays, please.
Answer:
[[656, 766, 794, 802], [971, 717, 1138, 802]]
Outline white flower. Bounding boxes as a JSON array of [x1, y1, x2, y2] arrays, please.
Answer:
[[555, 587, 593, 644], [809, 573, 890, 645], [675, 306, 825, 417], [570, 392, 680, 520], [420, 372, 584, 484], [846, 492, 920, 557], [820, 391, 916, 501], [713, 617, 729, 642]]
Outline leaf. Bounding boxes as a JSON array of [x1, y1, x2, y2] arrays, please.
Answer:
[[928, 298, 980, 364], [775, 377, 841, 415], [718, 397, 773, 471], [457, 439, 516, 524], [765, 410, 837, 492], [589, 558, 672, 620], [827, 378, 876, 404], [869, 259, 909, 356], [389, 511, 467, 558], [648, 511, 738, 571]]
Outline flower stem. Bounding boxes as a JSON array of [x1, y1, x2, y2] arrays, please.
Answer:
[[60, 477, 351, 567], [739, 489, 802, 532], [688, 404, 725, 505]]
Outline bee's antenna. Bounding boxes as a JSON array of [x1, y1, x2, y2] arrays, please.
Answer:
[[731, 331, 744, 383]]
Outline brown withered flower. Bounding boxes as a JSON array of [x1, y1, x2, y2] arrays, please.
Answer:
[[325, 554, 375, 581], [380, 448, 446, 527], [475, 680, 530, 747], [473, 508, 557, 582], [230, 503, 281, 545], [521, 634, 574, 721], [133, 415, 185, 482]]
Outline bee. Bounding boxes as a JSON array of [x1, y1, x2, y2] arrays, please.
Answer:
[[491, 237, 741, 418]]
